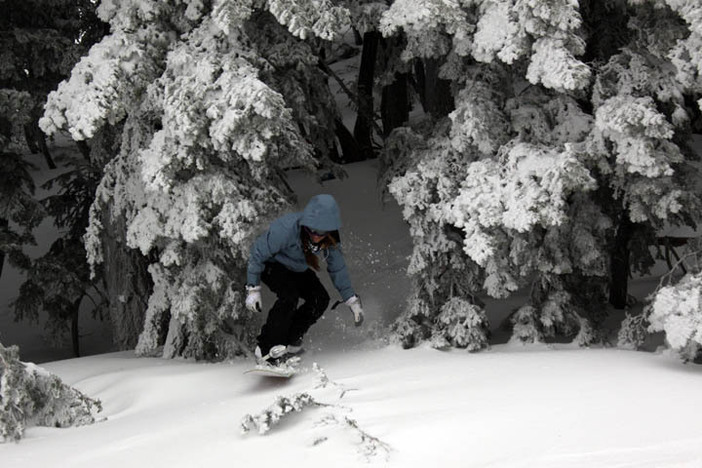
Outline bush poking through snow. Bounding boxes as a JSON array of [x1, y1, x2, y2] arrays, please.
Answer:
[[431, 298, 489, 351], [393, 294, 433, 349], [617, 313, 649, 350], [241, 363, 391, 460], [573, 318, 599, 347], [313, 363, 357, 399], [317, 414, 393, 461], [0, 343, 102, 442], [505, 290, 599, 346], [241, 393, 322, 435], [649, 273, 702, 363], [509, 306, 544, 344]]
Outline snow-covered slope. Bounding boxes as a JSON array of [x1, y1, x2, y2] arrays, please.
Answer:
[[3, 148, 702, 467], [2, 344, 702, 467]]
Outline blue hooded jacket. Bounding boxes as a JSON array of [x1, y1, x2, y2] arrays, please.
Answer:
[[247, 194, 355, 301]]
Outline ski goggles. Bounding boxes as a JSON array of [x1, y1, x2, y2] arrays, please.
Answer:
[[304, 226, 329, 237]]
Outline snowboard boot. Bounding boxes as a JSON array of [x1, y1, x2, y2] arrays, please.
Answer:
[[255, 344, 288, 366], [286, 338, 304, 356]]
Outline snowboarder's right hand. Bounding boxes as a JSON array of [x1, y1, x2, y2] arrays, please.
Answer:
[[245, 285, 262, 312], [345, 295, 364, 326]]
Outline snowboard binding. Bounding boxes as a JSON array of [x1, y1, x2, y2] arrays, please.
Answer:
[[246, 345, 303, 378]]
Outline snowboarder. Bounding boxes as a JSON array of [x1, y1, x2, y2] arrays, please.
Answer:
[[245, 194, 364, 366]]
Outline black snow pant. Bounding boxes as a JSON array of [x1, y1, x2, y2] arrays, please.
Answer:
[[257, 262, 330, 355]]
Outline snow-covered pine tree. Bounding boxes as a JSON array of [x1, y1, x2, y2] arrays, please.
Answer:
[[380, 0, 702, 349], [72, 125, 150, 352], [649, 270, 702, 363], [2, 0, 106, 351], [40, 0, 351, 360], [643, 237, 702, 362], [0, 342, 102, 442], [0, 90, 44, 280], [0, 0, 103, 168], [241, 392, 319, 435], [587, 0, 700, 308], [431, 296, 489, 351], [12, 154, 106, 357]]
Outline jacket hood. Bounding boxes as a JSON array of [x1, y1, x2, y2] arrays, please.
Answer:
[[300, 194, 341, 232]]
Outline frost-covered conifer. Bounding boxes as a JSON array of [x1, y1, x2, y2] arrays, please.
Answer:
[[41, 0, 351, 359], [0, 0, 102, 157], [241, 392, 318, 435], [0, 90, 44, 279], [381, 0, 590, 90], [431, 297, 489, 351], [617, 312, 649, 350], [387, 123, 490, 349], [509, 306, 543, 344], [0, 343, 101, 442], [381, 0, 701, 349], [586, 2, 701, 315], [649, 272, 702, 362]]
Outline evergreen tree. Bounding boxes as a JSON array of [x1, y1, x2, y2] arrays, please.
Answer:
[[649, 269, 702, 363], [2, 0, 106, 350], [380, 0, 702, 348], [1, 0, 106, 355], [41, 0, 352, 360], [638, 238, 702, 363], [0, 0, 103, 168], [0, 342, 101, 442], [0, 90, 44, 280], [13, 154, 106, 357]]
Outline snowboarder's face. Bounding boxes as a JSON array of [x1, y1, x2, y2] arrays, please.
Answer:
[[304, 226, 328, 243]]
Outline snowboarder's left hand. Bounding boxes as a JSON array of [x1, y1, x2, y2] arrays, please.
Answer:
[[245, 285, 262, 312], [345, 295, 364, 326]]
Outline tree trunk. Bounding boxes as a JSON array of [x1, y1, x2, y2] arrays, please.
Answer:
[[0, 218, 7, 279], [37, 130, 56, 170], [24, 120, 56, 169], [379, 35, 410, 136], [610, 214, 633, 309], [76, 140, 91, 161], [101, 211, 152, 350], [422, 58, 454, 118], [71, 298, 81, 357], [334, 118, 362, 163], [353, 31, 380, 160], [414, 60, 427, 111], [352, 28, 363, 46], [23, 124, 40, 153], [580, 0, 630, 64], [381, 72, 409, 137]]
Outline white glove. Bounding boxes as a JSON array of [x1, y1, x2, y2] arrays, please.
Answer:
[[345, 295, 364, 326], [245, 285, 262, 312]]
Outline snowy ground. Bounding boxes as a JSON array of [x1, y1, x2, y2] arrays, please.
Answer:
[[2, 345, 702, 467], [3, 158, 702, 467]]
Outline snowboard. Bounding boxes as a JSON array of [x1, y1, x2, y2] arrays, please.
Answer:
[[244, 356, 301, 378]]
